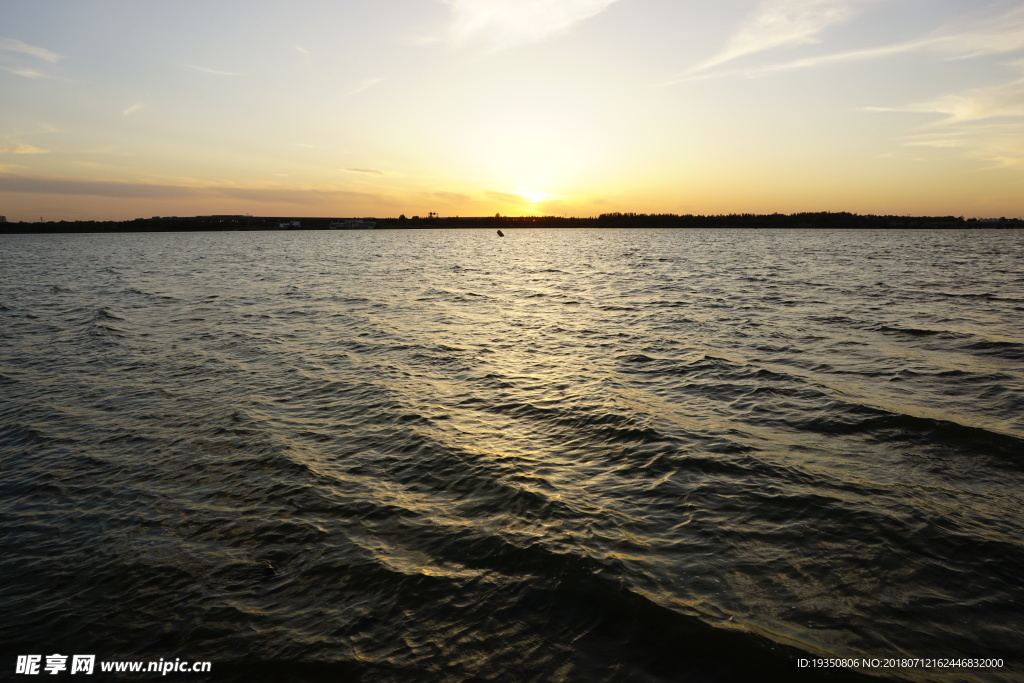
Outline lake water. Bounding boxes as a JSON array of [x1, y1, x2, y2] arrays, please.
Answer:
[[1, 228, 1022, 682]]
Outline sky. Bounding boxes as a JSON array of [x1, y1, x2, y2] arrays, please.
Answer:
[[1, 0, 1022, 221]]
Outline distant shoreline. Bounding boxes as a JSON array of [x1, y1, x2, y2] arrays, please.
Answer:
[[2, 212, 1021, 234]]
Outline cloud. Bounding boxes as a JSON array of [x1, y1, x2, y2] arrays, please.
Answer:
[[0, 143, 48, 154], [486, 190, 531, 205], [689, 0, 877, 74], [0, 38, 63, 63], [0, 173, 380, 205], [755, 6, 1024, 75], [295, 45, 315, 66], [865, 59, 1024, 170], [344, 167, 385, 175], [442, 0, 623, 51], [738, 39, 927, 77], [1, 65, 52, 79], [672, 3, 1024, 82], [0, 174, 196, 199], [662, 38, 931, 83], [182, 64, 240, 76], [1, 38, 63, 79], [896, 121, 1024, 169], [431, 190, 473, 203], [346, 78, 383, 96], [863, 44, 1024, 127], [932, 5, 1024, 59], [122, 103, 145, 117], [865, 76, 1024, 124]]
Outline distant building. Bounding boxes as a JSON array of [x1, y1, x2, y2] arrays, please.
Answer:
[[0, 216, 6, 223]]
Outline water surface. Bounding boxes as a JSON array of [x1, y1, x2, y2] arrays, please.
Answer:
[[2, 228, 1022, 681]]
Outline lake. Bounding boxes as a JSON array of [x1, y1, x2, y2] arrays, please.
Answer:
[[1, 228, 1022, 681]]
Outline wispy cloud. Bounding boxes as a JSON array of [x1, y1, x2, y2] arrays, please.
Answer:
[[181, 63, 240, 76], [894, 120, 1024, 170], [346, 78, 383, 96], [122, 103, 145, 117], [865, 58, 1024, 169], [661, 38, 933, 83], [0, 38, 63, 63], [0, 143, 48, 154], [737, 39, 927, 77], [442, 0, 623, 51], [486, 190, 531, 205], [865, 74, 1024, 124], [689, 0, 877, 74], [932, 6, 1024, 59], [755, 6, 1024, 75], [295, 45, 314, 66], [864, 50, 1024, 127], [345, 167, 384, 176], [431, 190, 473, 203], [671, 3, 1024, 82], [1, 37, 64, 78], [1, 65, 52, 79], [0, 173, 380, 205]]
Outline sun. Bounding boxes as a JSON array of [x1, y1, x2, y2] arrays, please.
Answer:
[[516, 187, 554, 203]]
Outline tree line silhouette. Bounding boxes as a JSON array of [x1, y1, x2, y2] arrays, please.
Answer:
[[2, 211, 1017, 234]]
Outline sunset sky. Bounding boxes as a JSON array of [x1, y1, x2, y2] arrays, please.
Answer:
[[1, 0, 1022, 221]]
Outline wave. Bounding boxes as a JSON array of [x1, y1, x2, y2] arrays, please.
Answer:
[[870, 324, 958, 337], [122, 286, 179, 301], [784, 400, 1024, 464], [962, 338, 1024, 361]]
